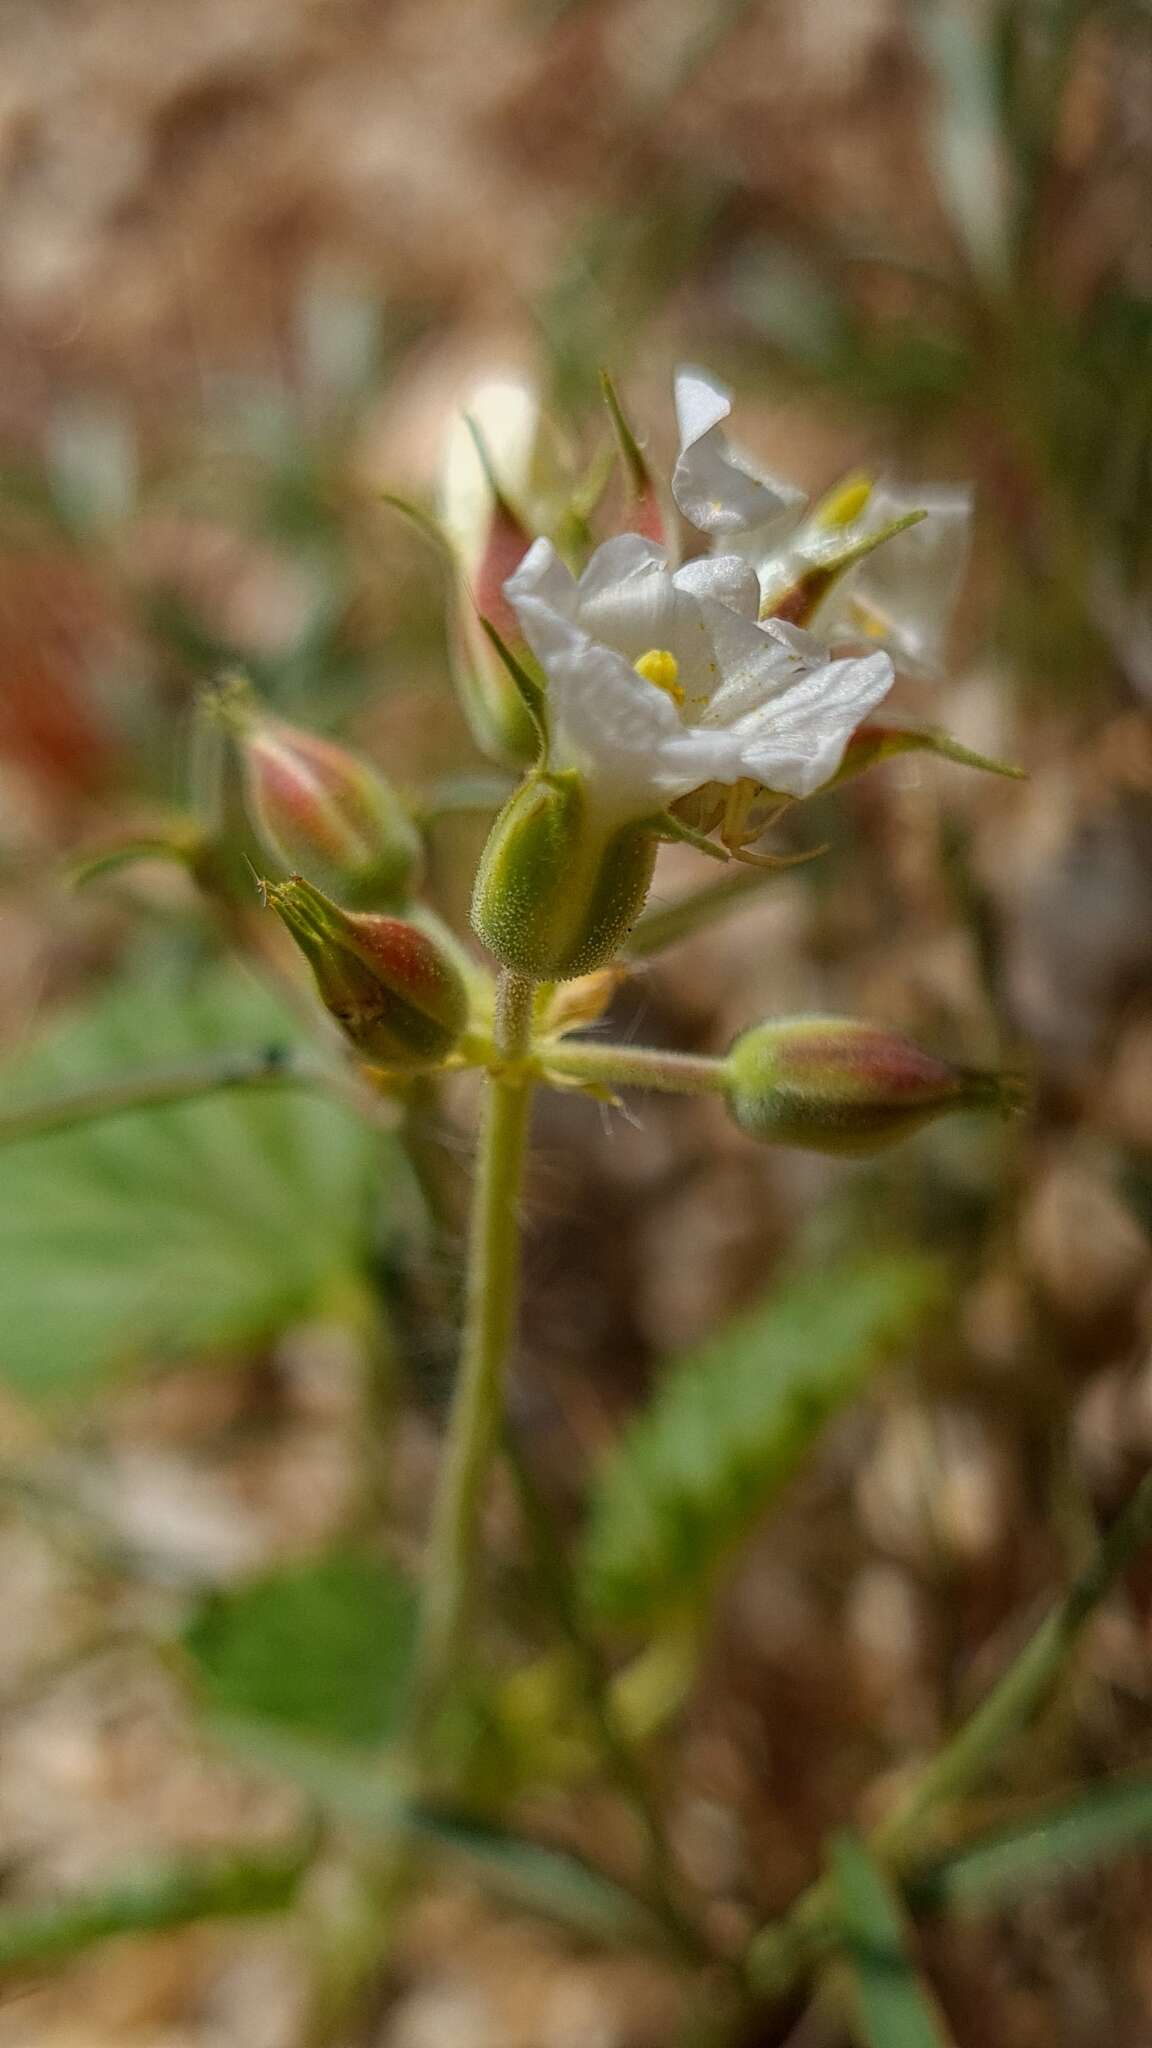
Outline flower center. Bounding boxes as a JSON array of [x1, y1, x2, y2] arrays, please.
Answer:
[[633, 647, 683, 707]]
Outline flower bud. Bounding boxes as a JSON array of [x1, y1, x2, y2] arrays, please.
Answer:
[[600, 370, 671, 551], [471, 773, 657, 980], [265, 875, 469, 1069], [439, 379, 543, 769], [725, 1016, 1016, 1155], [234, 699, 421, 908]]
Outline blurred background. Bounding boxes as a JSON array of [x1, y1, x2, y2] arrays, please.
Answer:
[[1, 2, 1152, 2043]]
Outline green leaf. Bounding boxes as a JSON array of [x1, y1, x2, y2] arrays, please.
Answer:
[[186, 1553, 417, 1749], [911, 1771, 1152, 1915], [580, 1256, 942, 1623], [832, 1832, 956, 2048], [477, 614, 548, 743], [831, 723, 1026, 790], [913, 0, 1012, 288], [0, 1846, 309, 1975], [599, 369, 651, 503], [407, 1804, 657, 1945], [0, 962, 383, 1397], [215, 1727, 659, 1946]]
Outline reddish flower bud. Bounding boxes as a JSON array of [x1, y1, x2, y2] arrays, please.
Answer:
[[234, 699, 421, 908], [439, 381, 542, 769], [265, 875, 469, 1070], [600, 371, 672, 550], [725, 1016, 1019, 1155]]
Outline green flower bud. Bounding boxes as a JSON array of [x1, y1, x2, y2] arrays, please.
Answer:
[[266, 875, 469, 1069], [234, 697, 422, 908], [725, 1015, 1018, 1155], [471, 772, 657, 980], [449, 572, 542, 771]]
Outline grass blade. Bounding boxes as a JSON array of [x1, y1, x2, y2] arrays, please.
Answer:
[[911, 1771, 1152, 1914], [832, 1833, 955, 2048]]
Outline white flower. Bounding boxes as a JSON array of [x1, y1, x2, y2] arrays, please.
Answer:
[[822, 481, 972, 678], [504, 532, 893, 820], [672, 368, 804, 541], [671, 367, 971, 678]]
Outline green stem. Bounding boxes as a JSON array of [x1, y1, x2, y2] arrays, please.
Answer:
[[542, 1040, 726, 1097], [411, 970, 536, 1720], [502, 1427, 714, 1966], [744, 1468, 1152, 2003], [877, 1467, 1152, 1860]]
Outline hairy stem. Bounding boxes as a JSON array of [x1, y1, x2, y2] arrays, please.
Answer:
[[542, 1040, 727, 1097], [411, 970, 536, 1720], [0, 1049, 398, 1148]]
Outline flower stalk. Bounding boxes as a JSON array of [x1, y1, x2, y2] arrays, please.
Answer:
[[541, 1040, 727, 1097], [410, 970, 537, 1726]]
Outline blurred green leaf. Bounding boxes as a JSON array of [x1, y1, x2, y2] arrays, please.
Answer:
[[723, 241, 851, 362], [832, 1832, 955, 2048], [186, 1552, 416, 1749], [579, 1255, 942, 1624], [539, 186, 726, 414], [914, 0, 1012, 287], [294, 268, 384, 409], [47, 398, 139, 539], [0, 1846, 310, 1975], [405, 1804, 659, 1945], [911, 1771, 1152, 1914], [218, 1726, 660, 1945], [993, 0, 1095, 236], [0, 962, 383, 1397]]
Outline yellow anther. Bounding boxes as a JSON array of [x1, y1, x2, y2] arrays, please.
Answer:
[[846, 595, 890, 643], [634, 647, 684, 705], [814, 473, 873, 531]]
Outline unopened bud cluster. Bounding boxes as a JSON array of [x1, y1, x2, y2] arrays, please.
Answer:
[[188, 368, 1023, 1165]]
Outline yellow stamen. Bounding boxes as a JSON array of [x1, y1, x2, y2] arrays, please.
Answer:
[[813, 473, 873, 531], [634, 647, 683, 706], [846, 595, 890, 643]]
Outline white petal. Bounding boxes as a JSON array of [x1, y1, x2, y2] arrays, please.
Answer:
[[504, 536, 580, 666], [572, 537, 735, 711], [671, 366, 805, 539], [673, 366, 735, 449], [762, 617, 834, 664], [686, 602, 812, 723], [639, 724, 753, 797], [824, 484, 972, 677], [575, 544, 693, 666], [576, 533, 669, 600], [529, 611, 684, 809], [732, 651, 894, 797], [673, 553, 761, 618]]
